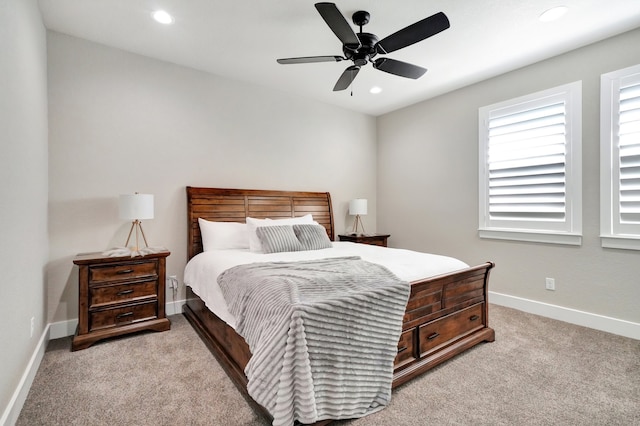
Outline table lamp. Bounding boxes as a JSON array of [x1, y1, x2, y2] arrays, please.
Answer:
[[349, 198, 367, 235], [119, 193, 154, 252]]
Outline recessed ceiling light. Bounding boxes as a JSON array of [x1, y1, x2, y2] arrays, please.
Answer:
[[152, 10, 174, 25], [539, 6, 568, 22], [370, 86, 382, 94]]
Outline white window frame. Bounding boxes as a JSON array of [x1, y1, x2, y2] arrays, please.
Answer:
[[601, 64, 640, 250], [478, 81, 582, 245]]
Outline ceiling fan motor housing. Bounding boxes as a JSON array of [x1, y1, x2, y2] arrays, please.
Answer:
[[343, 32, 378, 66]]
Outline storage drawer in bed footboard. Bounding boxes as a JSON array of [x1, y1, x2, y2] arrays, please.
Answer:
[[418, 303, 484, 357], [394, 303, 485, 371], [395, 329, 416, 368]]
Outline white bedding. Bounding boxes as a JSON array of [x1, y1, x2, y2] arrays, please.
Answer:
[[183, 241, 469, 329]]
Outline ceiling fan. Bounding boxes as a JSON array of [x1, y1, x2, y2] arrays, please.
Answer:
[[276, 2, 450, 92]]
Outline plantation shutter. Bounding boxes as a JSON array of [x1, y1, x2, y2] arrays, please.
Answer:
[[618, 79, 640, 226], [487, 97, 567, 224], [480, 81, 581, 244]]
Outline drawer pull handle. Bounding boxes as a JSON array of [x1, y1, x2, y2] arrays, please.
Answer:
[[116, 312, 133, 319], [117, 289, 134, 296], [397, 346, 408, 353], [427, 332, 440, 340], [470, 315, 480, 321], [117, 269, 134, 274]]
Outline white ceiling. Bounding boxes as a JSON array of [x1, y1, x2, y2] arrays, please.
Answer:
[[38, 0, 640, 116]]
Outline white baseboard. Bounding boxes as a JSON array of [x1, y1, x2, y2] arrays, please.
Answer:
[[0, 325, 50, 426], [489, 291, 640, 340], [49, 318, 77, 340], [165, 298, 187, 316]]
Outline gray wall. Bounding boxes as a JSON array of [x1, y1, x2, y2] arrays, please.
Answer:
[[46, 32, 377, 324], [377, 28, 640, 326], [0, 0, 49, 421]]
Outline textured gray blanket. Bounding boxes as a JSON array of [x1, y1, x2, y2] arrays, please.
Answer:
[[217, 257, 410, 426]]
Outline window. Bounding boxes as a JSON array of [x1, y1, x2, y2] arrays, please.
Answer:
[[478, 82, 582, 245], [601, 64, 640, 250]]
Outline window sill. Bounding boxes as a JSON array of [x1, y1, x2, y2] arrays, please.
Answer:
[[479, 229, 582, 246], [601, 235, 640, 251]]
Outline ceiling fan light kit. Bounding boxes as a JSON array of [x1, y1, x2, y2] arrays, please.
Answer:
[[277, 2, 450, 92]]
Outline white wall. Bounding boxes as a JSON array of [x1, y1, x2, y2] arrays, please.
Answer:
[[0, 0, 49, 422], [377, 28, 640, 328], [46, 32, 377, 324]]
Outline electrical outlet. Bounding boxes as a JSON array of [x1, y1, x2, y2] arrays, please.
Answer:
[[168, 275, 178, 290], [545, 277, 555, 291], [30, 317, 35, 338]]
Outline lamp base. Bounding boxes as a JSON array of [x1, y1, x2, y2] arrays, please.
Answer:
[[351, 214, 366, 236], [124, 220, 149, 252]]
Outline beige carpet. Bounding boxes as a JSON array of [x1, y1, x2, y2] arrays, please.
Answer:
[[16, 305, 640, 426]]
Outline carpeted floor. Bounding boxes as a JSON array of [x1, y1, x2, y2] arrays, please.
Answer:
[[16, 305, 640, 426]]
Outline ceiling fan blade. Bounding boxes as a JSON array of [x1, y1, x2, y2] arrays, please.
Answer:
[[373, 58, 427, 79], [277, 56, 344, 64], [315, 2, 361, 48], [375, 12, 450, 54], [333, 65, 360, 91]]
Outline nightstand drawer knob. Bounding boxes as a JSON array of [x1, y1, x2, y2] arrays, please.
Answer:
[[117, 269, 134, 274], [116, 289, 135, 296], [397, 346, 408, 353], [470, 315, 480, 321], [116, 312, 133, 319], [427, 332, 440, 340]]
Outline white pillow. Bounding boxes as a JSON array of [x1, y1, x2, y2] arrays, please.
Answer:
[[246, 214, 314, 252], [198, 218, 249, 251]]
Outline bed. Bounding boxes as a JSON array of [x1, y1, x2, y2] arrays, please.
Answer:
[[182, 186, 495, 425]]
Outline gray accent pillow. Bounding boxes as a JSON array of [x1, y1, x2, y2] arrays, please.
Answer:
[[293, 224, 333, 251], [255, 225, 303, 253]]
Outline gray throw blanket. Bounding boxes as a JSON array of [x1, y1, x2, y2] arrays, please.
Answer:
[[217, 257, 410, 426]]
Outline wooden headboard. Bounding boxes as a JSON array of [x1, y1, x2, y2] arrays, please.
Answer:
[[186, 187, 335, 260]]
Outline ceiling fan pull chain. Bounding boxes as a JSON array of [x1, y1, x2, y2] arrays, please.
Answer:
[[350, 67, 356, 96]]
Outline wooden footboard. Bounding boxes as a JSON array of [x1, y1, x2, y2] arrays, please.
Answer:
[[183, 261, 495, 424], [393, 261, 495, 387]]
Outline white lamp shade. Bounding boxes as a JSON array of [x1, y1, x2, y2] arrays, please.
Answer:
[[119, 193, 154, 220], [349, 199, 367, 216]]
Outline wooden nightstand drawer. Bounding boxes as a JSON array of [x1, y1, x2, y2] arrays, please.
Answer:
[[418, 303, 484, 356], [89, 261, 158, 284], [363, 238, 386, 247], [338, 234, 390, 247], [90, 281, 157, 309], [90, 301, 158, 331]]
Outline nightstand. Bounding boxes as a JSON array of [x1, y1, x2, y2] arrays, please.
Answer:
[[72, 250, 171, 351], [338, 234, 390, 247]]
